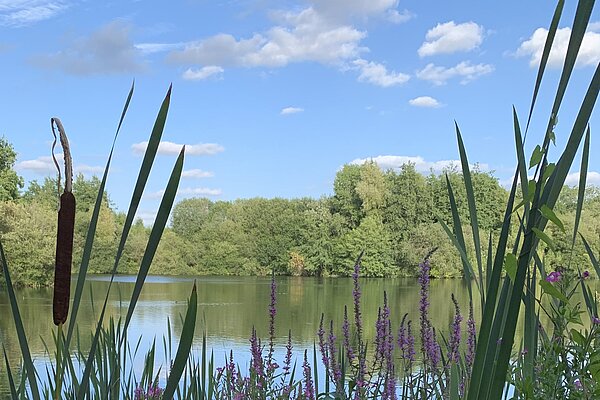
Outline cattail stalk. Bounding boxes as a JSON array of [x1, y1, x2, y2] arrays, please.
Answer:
[[51, 117, 76, 326]]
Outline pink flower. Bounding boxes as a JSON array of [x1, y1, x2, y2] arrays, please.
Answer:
[[546, 271, 561, 283], [582, 270, 590, 279]]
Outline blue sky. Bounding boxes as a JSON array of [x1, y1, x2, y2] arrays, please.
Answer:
[[2, 0, 599, 224]]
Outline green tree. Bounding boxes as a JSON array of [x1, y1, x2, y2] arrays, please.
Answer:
[[332, 214, 394, 277], [0, 137, 24, 201], [331, 164, 364, 228], [0, 201, 55, 286], [355, 161, 388, 215], [171, 197, 212, 237]]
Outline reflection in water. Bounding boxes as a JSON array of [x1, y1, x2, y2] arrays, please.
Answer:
[[1, 275, 597, 396]]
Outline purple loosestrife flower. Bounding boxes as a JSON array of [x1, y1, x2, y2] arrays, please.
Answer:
[[546, 271, 561, 283], [383, 362, 397, 400], [375, 292, 392, 366], [283, 329, 293, 375], [267, 273, 277, 371], [466, 302, 476, 373], [343, 305, 355, 362], [249, 326, 265, 381], [383, 319, 397, 400], [317, 314, 330, 371], [574, 379, 583, 390], [328, 320, 342, 385], [429, 328, 442, 369], [342, 306, 354, 362], [302, 350, 315, 399], [448, 294, 463, 364], [397, 314, 415, 366], [592, 316, 600, 325], [582, 270, 590, 279], [134, 386, 144, 400], [375, 307, 384, 363], [352, 260, 363, 339], [419, 259, 440, 369]]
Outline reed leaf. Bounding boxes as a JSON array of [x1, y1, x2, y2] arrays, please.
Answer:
[[66, 81, 134, 346], [455, 122, 485, 308], [572, 126, 590, 248], [525, 0, 565, 133], [123, 145, 185, 333], [3, 345, 18, 399], [163, 282, 198, 399], [0, 242, 40, 400]]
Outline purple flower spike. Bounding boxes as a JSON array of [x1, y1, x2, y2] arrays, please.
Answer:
[[546, 271, 561, 283], [582, 270, 590, 279], [302, 350, 315, 399], [466, 302, 476, 372], [448, 294, 463, 364]]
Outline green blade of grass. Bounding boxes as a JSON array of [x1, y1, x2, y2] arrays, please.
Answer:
[[540, 0, 594, 152], [571, 126, 590, 248], [162, 282, 196, 400], [541, 63, 599, 212], [466, 170, 518, 400], [455, 122, 485, 308], [3, 345, 18, 399], [444, 174, 476, 301], [513, 108, 531, 222], [122, 145, 185, 334], [66, 80, 135, 347], [524, 0, 565, 134], [581, 234, 600, 278], [0, 242, 41, 400]]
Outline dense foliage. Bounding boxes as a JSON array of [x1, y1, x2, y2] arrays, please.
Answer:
[[1, 144, 599, 286]]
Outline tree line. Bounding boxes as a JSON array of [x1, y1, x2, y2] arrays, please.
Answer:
[[1, 137, 599, 287]]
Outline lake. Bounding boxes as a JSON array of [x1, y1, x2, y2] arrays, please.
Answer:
[[1, 275, 596, 396]]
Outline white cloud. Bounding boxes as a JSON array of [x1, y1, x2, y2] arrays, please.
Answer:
[[181, 169, 214, 179], [353, 59, 410, 87], [31, 20, 144, 75], [565, 171, 600, 186], [0, 0, 68, 27], [131, 141, 224, 156], [516, 27, 600, 68], [588, 21, 600, 32], [147, 186, 222, 199], [168, 7, 367, 68], [179, 187, 222, 196], [280, 107, 304, 115], [416, 61, 494, 85], [182, 66, 224, 80], [386, 9, 414, 24], [76, 164, 104, 174], [312, 0, 398, 19], [350, 155, 489, 174], [135, 210, 157, 226], [16, 154, 102, 175], [134, 42, 186, 54], [418, 21, 484, 57], [408, 96, 442, 108]]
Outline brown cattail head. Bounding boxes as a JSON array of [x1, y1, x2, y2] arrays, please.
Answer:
[[53, 191, 75, 325]]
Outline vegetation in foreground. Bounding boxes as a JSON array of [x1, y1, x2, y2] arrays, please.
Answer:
[[1, 0, 600, 398]]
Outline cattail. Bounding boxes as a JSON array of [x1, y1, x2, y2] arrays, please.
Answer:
[[51, 117, 75, 326]]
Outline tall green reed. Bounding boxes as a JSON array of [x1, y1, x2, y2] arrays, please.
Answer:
[[441, 0, 599, 398]]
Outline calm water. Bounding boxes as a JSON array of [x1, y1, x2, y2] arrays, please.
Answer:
[[1, 275, 596, 396]]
